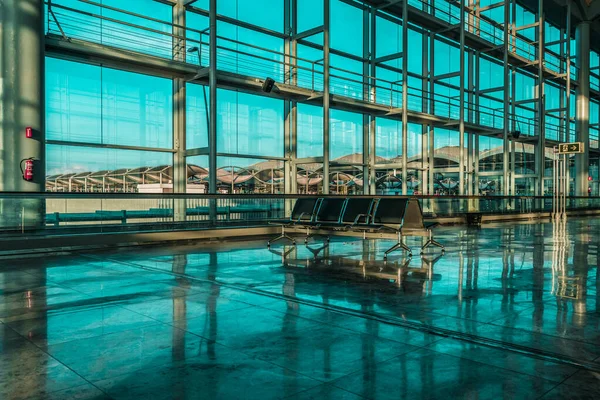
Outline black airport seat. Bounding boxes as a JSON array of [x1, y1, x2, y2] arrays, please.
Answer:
[[340, 198, 378, 227], [368, 198, 412, 258], [403, 199, 444, 255], [268, 196, 443, 259], [302, 197, 347, 243], [268, 197, 321, 247]]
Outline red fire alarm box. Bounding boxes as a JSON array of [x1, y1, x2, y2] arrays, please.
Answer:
[[25, 127, 33, 138]]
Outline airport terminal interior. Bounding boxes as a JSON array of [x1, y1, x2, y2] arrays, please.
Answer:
[[2, 0, 600, 398]]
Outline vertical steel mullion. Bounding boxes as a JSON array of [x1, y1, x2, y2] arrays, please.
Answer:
[[575, 21, 590, 196], [284, 0, 293, 195], [208, 0, 217, 223], [370, 8, 377, 195], [401, 0, 408, 195], [565, 1, 571, 145], [553, 149, 556, 217], [429, 31, 435, 195], [537, 0, 545, 196], [362, 6, 371, 195], [467, 49, 475, 195], [509, 0, 516, 195], [459, 0, 466, 195], [290, 0, 298, 195], [422, 29, 429, 195], [172, 1, 187, 221], [322, 0, 330, 194], [208, 0, 217, 195]]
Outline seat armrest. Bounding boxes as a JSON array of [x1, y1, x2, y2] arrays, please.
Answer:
[[352, 213, 368, 225], [295, 212, 308, 224]]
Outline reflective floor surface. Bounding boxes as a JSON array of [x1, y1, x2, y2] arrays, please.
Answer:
[[1, 218, 600, 399]]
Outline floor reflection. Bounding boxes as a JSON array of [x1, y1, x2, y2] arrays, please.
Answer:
[[1, 218, 600, 398]]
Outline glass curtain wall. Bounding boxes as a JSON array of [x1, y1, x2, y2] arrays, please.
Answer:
[[43, 0, 593, 196]]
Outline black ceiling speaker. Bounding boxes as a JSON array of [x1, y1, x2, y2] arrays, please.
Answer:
[[511, 130, 521, 139], [262, 77, 275, 93]]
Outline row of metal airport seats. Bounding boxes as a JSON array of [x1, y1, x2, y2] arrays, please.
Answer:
[[268, 197, 444, 258]]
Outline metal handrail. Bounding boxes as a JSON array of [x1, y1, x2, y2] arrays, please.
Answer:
[[1, 192, 598, 200]]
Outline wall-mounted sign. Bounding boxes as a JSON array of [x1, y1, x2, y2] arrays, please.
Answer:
[[557, 142, 584, 154]]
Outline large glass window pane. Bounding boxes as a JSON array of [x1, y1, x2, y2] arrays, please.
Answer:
[[218, 0, 284, 32], [101, 68, 173, 148], [187, 83, 210, 149], [330, 55, 363, 99], [47, 58, 173, 149], [330, 0, 363, 56], [297, 104, 324, 158], [330, 110, 362, 161], [479, 137, 504, 172], [47, 59, 102, 144], [46, 145, 172, 192], [217, 157, 284, 194], [376, 118, 402, 163], [218, 22, 285, 82], [217, 90, 284, 157], [298, 0, 324, 34]]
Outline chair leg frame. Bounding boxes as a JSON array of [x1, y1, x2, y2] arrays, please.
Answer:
[[304, 226, 330, 244], [420, 230, 445, 254], [384, 231, 412, 259], [267, 225, 296, 247]]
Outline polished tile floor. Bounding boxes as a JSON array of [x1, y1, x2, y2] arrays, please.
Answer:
[[1, 218, 600, 399]]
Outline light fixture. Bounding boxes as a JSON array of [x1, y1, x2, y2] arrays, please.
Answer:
[[262, 77, 275, 93]]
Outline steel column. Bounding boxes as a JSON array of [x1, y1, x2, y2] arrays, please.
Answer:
[[458, 0, 466, 195], [208, 0, 217, 195], [369, 6, 377, 194], [322, 0, 330, 194], [362, 6, 372, 195], [173, 1, 186, 201], [575, 21, 590, 196], [537, 0, 545, 196], [401, 0, 408, 195], [284, 0, 296, 195]]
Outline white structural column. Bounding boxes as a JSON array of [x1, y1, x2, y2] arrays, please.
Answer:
[[0, 0, 45, 229], [575, 21, 590, 196]]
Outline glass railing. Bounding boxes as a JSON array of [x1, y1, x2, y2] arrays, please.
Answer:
[[2, 193, 600, 237]]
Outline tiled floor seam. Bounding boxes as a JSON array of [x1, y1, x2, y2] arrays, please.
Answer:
[[2, 317, 115, 400], [534, 368, 583, 399]]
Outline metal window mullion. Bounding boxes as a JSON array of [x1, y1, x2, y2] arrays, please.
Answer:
[[459, 0, 466, 195], [322, 0, 330, 194], [429, 31, 435, 195], [401, 0, 408, 195], [422, 27, 429, 195], [173, 1, 186, 200], [208, 0, 217, 195], [284, 0, 293, 195], [362, 5, 371, 195], [537, 0, 545, 196]]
